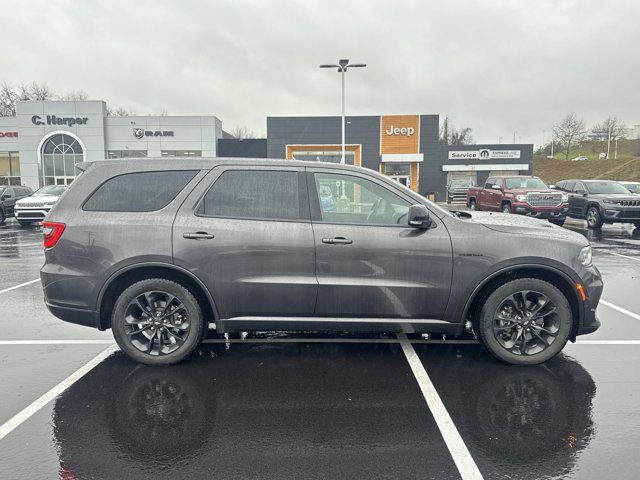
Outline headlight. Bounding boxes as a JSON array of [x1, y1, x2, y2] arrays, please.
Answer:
[[578, 246, 592, 267], [44, 204, 55, 208], [561, 193, 569, 202], [603, 199, 617, 205], [516, 194, 528, 201]]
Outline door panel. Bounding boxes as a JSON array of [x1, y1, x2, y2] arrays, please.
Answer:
[[172, 166, 317, 319], [308, 169, 453, 318]]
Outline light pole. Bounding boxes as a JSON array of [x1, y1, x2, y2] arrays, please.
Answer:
[[320, 59, 366, 164]]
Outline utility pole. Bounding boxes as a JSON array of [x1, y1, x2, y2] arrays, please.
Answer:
[[320, 59, 367, 164]]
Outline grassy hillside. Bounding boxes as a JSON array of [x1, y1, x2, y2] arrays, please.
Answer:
[[548, 139, 639, 162], [533, 155, 640, 184]]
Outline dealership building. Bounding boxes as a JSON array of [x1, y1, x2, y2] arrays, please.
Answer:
[[1, 101, 532, 201]]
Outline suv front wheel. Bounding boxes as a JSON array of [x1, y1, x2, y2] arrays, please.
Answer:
[[474, 278, 572, 365], [111, 278, 205, 365]]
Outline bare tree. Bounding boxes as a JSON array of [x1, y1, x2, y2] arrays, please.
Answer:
[[59, 90, 89, 101], [106, 106, 135, 116], [439, 116, 473, 145], [593, 117, 627, 142], [231, 125, 257, 139], [0, 83, 18, 116], [553, 113, 586, 160]]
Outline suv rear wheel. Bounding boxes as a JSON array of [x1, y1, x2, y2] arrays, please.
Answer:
[[474, 278, 572, 365], [111, 278, 205, 365]]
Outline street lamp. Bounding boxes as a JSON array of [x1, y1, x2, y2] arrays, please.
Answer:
[[320, 59, 366, 164]]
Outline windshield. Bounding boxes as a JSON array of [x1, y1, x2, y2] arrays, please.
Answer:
[[585, 182, 631, 195], [504, 177, 548, 189], [451, 180, 473, 187], [34, 185, 66, 196], [622, 183, 640, 194]]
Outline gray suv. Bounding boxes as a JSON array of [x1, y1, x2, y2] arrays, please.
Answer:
[[41, 159, 602, 366]]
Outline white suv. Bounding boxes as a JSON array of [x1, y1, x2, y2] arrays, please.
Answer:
[[15, 185, 67, 226]]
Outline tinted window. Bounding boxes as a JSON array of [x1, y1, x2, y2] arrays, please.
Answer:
[[584, 181, 631, 195], [563, 181, 575, 192], [84, 170, 198, 212], [198, 170, 306, 221], [313, 172, 410, 226]]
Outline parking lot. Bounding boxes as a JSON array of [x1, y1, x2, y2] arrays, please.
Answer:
[[1, 217, 639, 480]]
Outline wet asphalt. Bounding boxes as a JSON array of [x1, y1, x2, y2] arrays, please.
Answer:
[[1, 217, 640, 479]]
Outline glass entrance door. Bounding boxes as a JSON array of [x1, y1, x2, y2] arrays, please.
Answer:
[[383, 163, 411, 188]]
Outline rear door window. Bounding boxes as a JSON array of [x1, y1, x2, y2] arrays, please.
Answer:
[[197, 169, 308, 221], [83, 170, 198, 212]]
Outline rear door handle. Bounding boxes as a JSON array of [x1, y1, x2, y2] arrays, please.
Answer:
[[183, 232, 215, 240], [322, 237, 353, 245]]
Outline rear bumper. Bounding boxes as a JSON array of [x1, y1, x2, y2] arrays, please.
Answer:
[[44, 302, 100, 329]]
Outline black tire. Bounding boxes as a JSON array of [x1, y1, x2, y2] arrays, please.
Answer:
[[634, 221, 640, 228], [111, 278, 205, 366], [474, 278, 572, 365], [0, 209, 5, 225], [501, 203, 511, 214], [586, 206, 603, 229], [468, 199, 477, 210], [17, 220, 33, 227], [549, 219, 565, 227]]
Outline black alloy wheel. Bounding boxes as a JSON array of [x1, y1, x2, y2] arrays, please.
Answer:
[[475, 278, 572, 365], [112, 278, 205, 365]]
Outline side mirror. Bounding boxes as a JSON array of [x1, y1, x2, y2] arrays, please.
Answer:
[[575, 189, 587, 196], [491, 184, 502, 190], [408, 204, 432, 229], [549, 184, 556, 189]]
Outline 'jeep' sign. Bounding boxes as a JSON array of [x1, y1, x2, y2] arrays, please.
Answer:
[[380, 115, 420, 155]]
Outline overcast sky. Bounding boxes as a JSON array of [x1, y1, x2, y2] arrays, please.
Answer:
[[3, 0, 639, 146]]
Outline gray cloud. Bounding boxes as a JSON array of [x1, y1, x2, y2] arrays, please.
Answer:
[[3, 0, 639, 145]]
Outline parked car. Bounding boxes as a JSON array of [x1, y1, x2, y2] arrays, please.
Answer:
[[619, 181, 640, 195], [554, 179, 640, 228], [0, 185, 33, 225], [466, 175, 569, 226], [41, 159, 602, 366], [447, 178, 475, 204], [572, 156, 589, 162], [14, 185, 67, 226]]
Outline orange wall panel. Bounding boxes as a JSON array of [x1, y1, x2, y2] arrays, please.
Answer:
[[380, 115, 420, 154]]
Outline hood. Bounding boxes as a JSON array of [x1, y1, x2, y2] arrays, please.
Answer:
[[465, 211, 588, 245], [589, 193, 638, 201], [16, 194, 61, 205], [507, 188, 559, 195]]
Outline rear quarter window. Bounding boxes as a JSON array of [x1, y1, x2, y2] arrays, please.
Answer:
[[83, 170, 198, 212]]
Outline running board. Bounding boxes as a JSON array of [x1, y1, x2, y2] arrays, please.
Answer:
[[216, 316, 463, 335]]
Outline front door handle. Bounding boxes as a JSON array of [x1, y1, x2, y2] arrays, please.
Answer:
[[322, 237, 353, 245], [183, 232, 215, 240]]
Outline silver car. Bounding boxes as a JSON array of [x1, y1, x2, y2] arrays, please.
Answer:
[[15, 185, 67, 226]]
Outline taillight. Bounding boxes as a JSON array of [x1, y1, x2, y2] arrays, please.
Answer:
[[42, 221, 66, 248]]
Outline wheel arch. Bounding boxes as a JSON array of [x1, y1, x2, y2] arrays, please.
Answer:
[[463, 265, 583, 341], [97, 262, 218, 330]]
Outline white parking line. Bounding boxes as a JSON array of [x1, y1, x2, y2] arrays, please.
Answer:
[[600, 300, 640, 321], [0, 340, 114, 345], [0, 278, 40, 294], [397, 333, 484, 480], [0, 344, 118, 441], [601, 251, 640, 263]]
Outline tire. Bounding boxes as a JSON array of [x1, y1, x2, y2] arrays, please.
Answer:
[[549, 219, 565, 227], [18, 220, 33, 227], [586, 206, 603, 229], [111, 278, 205, 366], [634, 221, 640, 228], [0, 209, 5, 225], [474, 278, 572, 365], [501, 203, 511, 214], [468, 199, 477, 210]]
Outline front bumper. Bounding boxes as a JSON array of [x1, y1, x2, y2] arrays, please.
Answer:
[[601, 205, 640, 223], [511, 201, 569, 219], [576, 264, 603, 336], [15, 206, 52, 221]]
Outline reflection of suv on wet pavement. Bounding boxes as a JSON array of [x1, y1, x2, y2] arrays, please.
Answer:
[[466, 176, 569, 226], [555, 179, 640, 229], [41, 159, 602, 366], [14, 185, 67, 226]]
